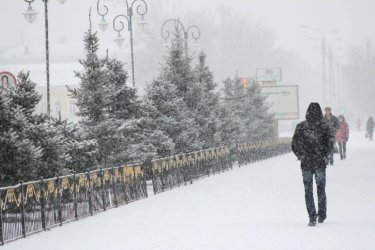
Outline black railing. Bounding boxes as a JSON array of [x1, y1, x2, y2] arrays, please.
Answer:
[[152, 138, 291, 194], [0, 164, 146, 244], [237, 138, 291, 166], [0, 138, 291, 245]]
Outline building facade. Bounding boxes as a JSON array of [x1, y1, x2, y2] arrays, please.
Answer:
[[35, 85, 79, 122]]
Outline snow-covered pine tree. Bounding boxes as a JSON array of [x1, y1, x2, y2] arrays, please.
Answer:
[[70, 30, 105, 123], [12, 72, 72, 179], [0, 71, 67, 185], [69, 29, 114, 167], [144, 27, 203, 155], [53, 118, 98, 173], [0, 105, 43, 186], [218, 76, 274, 145], [216, 77, 242, 146], [162, 25, 196, 101], [102, 57, 163, 165], [71, 28, 158, 168], [242, 80, 274, 141], [193, 52, 220, 148]]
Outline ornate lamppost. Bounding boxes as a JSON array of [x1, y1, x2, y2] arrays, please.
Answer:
[[96, 0, 148, 88], [161, 19, 201, 57], [22, 0, 68, 114]]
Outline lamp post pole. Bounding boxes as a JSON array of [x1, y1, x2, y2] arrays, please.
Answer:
[[23, 0, 68, 114], [302, 25, 338, 106], [327, 38, 342, 110], [160, 19, 201, 57], [44, 0, 50, 114], [322, 37, 327, 105], [97, 0, 148, 88]]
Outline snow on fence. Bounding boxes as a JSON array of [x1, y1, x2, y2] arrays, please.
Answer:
[[0, 137, 291, 245]]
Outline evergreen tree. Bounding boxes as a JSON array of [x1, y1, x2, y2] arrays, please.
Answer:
[[162, 27, 195, 100], [0, 71, 65, 185], [218, 76, 274, 145], [69, 29, 114, 167], [243, 81, 274, 141], [71, 30, 106, 123], [217, 77, 242, 146], [193, 52, 220, 148], [0, 105, 43, 185], [53, 118, 98, 173], [144, 28, 203, 155], [71, 28, 158, 167], [144, 78, 199, 155]]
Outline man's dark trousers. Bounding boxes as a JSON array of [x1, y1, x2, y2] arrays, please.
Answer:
[[302, 169, 327, 220]]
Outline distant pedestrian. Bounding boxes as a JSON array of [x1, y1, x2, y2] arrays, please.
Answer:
[[323, 107, 339, 165], [366, 116, 374, 141], [336, 115, 349, 160], [292, 103, 333, 227]]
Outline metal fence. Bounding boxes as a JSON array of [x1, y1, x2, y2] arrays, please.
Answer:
[[0, 164, 147, 245], [237, 138, 291, 166], [0, 137, 291, 245], [151, 146, 233, 194], [152, 138, 292, 194]]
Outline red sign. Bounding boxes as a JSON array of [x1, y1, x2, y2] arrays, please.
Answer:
[[0, 71, 17, 90]]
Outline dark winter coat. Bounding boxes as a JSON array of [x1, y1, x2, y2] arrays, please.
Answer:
[[323, 114, 340, 141], [366, 117, 374, 132], [292, 103, 333, 171]]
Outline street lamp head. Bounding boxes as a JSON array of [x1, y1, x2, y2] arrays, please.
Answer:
[[136, 15, 148, 29], [23, 4, 38, 24], [56, 0, 68, 4], [114, 32, 126, 48], [98, 16, 109, 31]]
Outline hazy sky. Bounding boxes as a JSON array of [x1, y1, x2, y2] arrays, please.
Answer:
[[1, 0, 373, 123], [1, 0, 374, 65], [0, 6, 372, 79]]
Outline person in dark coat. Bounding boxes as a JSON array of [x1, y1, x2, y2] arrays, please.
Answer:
[[366, 116, 374, 141], [292, 103, 333, 226], [336, 115, 349, 160], [323, 107, 339, 165]]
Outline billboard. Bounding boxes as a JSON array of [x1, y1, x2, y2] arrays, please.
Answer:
[[260, 85, 299, 120], [256, 68, 282, 82]]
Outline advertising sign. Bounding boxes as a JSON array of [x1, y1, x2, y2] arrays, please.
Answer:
[[256, 68, 282, 82], [260, 85, 299, 120]]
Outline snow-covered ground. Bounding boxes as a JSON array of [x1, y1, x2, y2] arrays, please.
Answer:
[[3, 131, 375, 250]]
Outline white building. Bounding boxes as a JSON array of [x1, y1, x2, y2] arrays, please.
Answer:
[[36, 85, 80, 122]]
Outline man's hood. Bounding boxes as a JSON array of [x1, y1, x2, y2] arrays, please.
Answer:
[[305, 103, 323, 123]]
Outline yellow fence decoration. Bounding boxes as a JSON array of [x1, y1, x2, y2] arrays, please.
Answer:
[[25, 184, 41, 203], [3, 188, 22, 207]]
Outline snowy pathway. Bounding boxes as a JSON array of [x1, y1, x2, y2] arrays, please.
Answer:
[[3, 131, 375, 250]]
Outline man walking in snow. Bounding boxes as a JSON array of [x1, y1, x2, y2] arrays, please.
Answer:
[[366, 116, 374, 141], [292, 103, 333, 226], [323, 107, 340, 165]]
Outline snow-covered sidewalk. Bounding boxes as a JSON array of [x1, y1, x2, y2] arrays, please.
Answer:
[[3, 131, 375, 250]]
